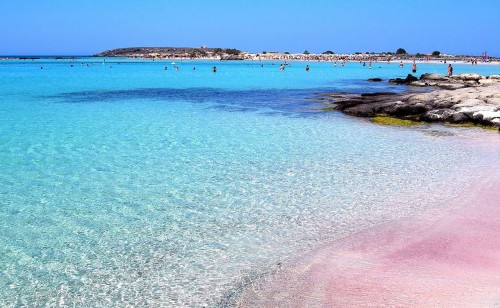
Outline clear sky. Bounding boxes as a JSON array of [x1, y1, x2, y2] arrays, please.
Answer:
[[1, 0, 498, 56]]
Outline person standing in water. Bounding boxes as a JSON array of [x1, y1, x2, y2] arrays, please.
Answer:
[[447, 64, 453, 76], [412, 60, 417, 73], [305, 65, 310, 71]]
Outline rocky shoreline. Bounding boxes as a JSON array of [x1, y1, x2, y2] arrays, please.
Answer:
[[321, 73, 500, 129]]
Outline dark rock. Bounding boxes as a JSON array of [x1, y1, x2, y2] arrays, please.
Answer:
[[343, 106, 377, 117], [405, 74, 418, 82], [451, 112, 469, 123], [367, 78, 383, 82], [360, 92, 396, 97], [389, 74, 418, 84], [385, 103, 428, 117]]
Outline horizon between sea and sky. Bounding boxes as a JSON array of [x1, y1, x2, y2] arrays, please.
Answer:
[[0, 0, 499, 57], [2, 0, 500, 305]]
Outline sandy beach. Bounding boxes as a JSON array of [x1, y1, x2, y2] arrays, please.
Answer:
[[237, 132, 500, 307]]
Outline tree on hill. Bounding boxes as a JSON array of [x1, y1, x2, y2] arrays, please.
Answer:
[[303, 50, 310, 55], [323, 50, 334, 55], [284, 51, 290, 55], [225, 48, 241, 55], [396, 48, 407, 54], [432, 51, 441, 56]]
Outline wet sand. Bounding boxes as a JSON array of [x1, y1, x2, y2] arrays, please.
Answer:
[[238, 133, 500, 307]]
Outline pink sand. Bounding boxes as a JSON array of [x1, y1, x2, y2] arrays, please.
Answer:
[[239, 136, 500, 307]]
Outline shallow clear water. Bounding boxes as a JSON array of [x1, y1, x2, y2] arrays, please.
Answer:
[[1, 59, 499, 306]]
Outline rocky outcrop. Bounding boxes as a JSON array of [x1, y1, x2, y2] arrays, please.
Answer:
[[322, 75, 500, 128], [94, 47, 240, 59], [407, 73, 500, 90], [388, 74, 418, 84], [220, 55, 244, 61]]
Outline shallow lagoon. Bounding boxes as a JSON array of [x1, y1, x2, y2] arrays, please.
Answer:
[[1, 59, 499, 306]]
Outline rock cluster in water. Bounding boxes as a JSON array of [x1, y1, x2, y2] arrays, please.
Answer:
[[325, 74, 500, 128]]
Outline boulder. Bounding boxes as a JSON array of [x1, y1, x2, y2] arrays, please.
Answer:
[[367, 78, 383, 82], [473, 110, 500, 121], [420, 73, 448, 81], [479, 79, 497, 86], [423, 109, 453, 121], [451, 112, 469, 123], [486, 97, 500, 105], [450, 73, 483, 81], [454, 98, 487, 108], [389, 74, 418, 84], [385, 101, 427, 116], [437, 83, 467, 90]]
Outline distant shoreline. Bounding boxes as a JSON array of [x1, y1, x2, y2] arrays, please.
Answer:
[[2, 56, 500, 67], [94, 47, 500, 63]]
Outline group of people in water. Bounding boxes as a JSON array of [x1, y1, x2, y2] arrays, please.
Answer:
[[157, 60, 455, 76], [61, 59, 454, 76], [36, 58, 460, 79], [163, 65, 217, 72]]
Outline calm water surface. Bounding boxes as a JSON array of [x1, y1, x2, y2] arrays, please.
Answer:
[[1, 59, 499, 306]]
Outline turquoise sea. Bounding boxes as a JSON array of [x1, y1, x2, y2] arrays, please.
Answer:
[[1, 58, 499, 306]]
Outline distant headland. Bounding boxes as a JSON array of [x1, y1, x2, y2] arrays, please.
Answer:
[[93, 47, 498, 63], [94, 47, 245, 60]]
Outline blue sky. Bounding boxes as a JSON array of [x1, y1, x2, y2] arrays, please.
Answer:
[[1, 0, 498, 56]]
